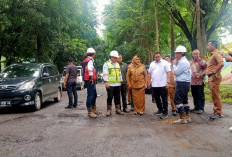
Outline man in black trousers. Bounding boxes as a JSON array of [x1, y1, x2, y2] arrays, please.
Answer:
[[118, 54, 129, 112], [63, 57, 78, 109]]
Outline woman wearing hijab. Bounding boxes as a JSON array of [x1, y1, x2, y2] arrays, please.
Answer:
[[126, 56, 147, 115]]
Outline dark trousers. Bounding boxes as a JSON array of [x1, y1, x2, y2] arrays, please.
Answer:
[[191, 85, 205, 110], [174, 82, 190, 105], [152, 87, 168, 114], [66, 82, 77, 106], [130, 89, 134, 108], [106, 86, 121, 106], [86, 81, 97, 108], [120, 83, 127, 109]]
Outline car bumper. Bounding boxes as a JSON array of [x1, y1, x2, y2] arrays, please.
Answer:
[[0, 90, 35, 108]]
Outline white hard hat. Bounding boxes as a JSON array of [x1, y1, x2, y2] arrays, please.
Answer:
[[110, 50, 119, 58], [86, 48, 96, 54], [175, 45, 187, 53]]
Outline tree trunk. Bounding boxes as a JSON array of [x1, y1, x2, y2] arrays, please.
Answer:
[[190, 38, 197, 51], [155, 4, 159, 52], [196, 0, 202, 53], [201, 22, 207, 57], [170, 14, 175, 58]]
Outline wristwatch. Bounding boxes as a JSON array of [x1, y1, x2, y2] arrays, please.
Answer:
[[208, 72, 216, 77]]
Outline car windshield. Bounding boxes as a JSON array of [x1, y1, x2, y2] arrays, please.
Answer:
[[0, 64, 40, 78]]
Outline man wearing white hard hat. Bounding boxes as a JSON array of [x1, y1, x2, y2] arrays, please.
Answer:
[[103, 50, 124, 117], [173, 45, 191, 124], [82, 48, 102, 119]]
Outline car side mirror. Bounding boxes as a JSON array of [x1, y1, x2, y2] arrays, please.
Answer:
[[43, 73, 49, 77]]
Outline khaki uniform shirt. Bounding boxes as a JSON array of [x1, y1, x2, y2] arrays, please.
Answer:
[[169, 70, 176, 88], [206, 51, 224, 81], [127, 64, 147, 89]]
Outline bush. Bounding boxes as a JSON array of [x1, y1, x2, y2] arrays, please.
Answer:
[[188, 84, 232, 104]]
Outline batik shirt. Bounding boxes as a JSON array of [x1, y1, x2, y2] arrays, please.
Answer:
[[190, 58, 207, 85]]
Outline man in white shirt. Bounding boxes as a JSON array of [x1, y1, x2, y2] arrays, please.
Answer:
[[148, 52, 171, 119]]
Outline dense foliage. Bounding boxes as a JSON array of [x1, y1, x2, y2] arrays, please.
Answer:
[[104, 0, 232, 63], [0, 0, 105, 72], [1, 0, 232, 70]]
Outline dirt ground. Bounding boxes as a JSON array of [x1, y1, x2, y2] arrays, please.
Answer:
[[0, 83, 232, 157]]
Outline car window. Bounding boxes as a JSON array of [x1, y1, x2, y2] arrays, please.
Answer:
[[47, 66, 53, 76], [0, 64, 40, 78], [42, 66, 49, 74], [52, 66, 59, 76], [77, 69, 81, 77]]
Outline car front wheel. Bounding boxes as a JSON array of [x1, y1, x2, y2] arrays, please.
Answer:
[[34, 92, 42, 111]]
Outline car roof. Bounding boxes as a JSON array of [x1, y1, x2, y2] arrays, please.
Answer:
[[63, 65, 82, 69], [9, 63, 55, 68]]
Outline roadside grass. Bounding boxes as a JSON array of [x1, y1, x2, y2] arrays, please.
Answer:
[[189, 84, 232, 104]]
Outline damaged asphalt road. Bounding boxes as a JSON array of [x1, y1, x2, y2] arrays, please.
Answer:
[[0, 83, 232, 157]]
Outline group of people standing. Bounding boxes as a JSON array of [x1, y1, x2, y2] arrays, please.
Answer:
[[63, 40, 230, 124]]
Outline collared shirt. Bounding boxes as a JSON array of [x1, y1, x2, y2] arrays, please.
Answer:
[[148, 59, 171, 87], [175, 56, 191, 82], [190, 58, 207, 85], [86, 56, 94, 76], [103, 60, 123, 86], [205, 50, 224, 75]]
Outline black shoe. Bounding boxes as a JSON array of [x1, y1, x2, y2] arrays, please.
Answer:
[[123, 109, 129, 113], [209, 114, 221, 120], [131, 106, 134, 112], [65, 106, 73, 109], [139, 112, 144, 116], [197, 110, 204, 114], [154, 110, 163, 115], [172, 110, 177, 116], [190, 108, 198, 113], [152, 98, 156, 103], [160, 114, 168, 119]]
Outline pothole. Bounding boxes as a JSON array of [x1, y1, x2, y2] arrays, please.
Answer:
[[58, 113, 80, 118]]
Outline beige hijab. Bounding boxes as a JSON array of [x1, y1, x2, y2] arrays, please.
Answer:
[[131, 56, 142, 81]]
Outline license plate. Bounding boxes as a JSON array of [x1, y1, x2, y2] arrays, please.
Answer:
[[0, 101, 11, 106]]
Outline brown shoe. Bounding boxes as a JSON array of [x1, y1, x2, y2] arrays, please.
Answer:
[[173, 113, 187, 124], [186, 112, 191, 123], [106, 105, 112, 117], [115, 105, 124, 115], [87, 108, 97, 119], [92, 105, 102, 115]]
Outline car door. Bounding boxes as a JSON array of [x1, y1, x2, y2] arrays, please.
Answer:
[[46, 66, 57, 97], [41, 66, 52, 100], [50, 66, 60, 95]]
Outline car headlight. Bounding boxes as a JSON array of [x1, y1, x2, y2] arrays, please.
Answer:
[[18, 81, 35, 90]]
